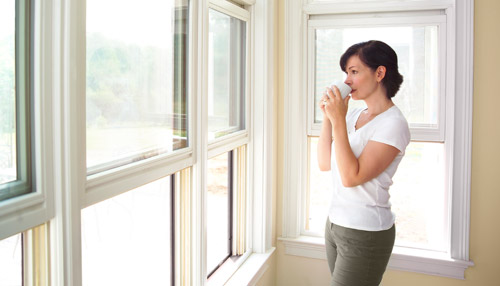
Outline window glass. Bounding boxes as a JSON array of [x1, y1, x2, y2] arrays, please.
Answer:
[[306, 137, 331, 233], [307, 138, 447, 251], [208, 9, 246, 141], [0, 233, 23, 286], [0, 0, 33, 202], [207, 152, 231, 276], [81, 176, 173, 286], [314, 26, 439, 128], [86, 0, 189, 174], [391, 141, 447, 251], [0, 0, 16, 185]]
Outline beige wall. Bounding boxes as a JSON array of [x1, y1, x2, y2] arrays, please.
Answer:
[[269, 0, 500, 285]]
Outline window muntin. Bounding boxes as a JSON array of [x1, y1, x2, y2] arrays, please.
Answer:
[[206, 151, 233, 277], [208, 9, 246, 141], [0, 0, 34, 202], [81, 176, 174, 286], [86, 0, 189, 175], [0, 233, 23, 286]]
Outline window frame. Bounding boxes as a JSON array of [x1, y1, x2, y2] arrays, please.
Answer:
[[0, 0, 55, 241], [281, 0, 474, 280], [207, 0, 251, 153], [203, 2, 253, 283], [84, 0, 193, 208]]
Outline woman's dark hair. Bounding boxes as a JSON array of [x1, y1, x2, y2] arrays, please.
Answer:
[[339, 40, 403, 99]]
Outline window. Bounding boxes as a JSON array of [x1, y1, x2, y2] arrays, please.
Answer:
[[206, 147, 247, 279], [0, 0, 275, 284], [206, 3, 250, 281], [0, 1, 54, 283], [0, 224, 50, 286], [0, 0, 34, 202], [81, 1, 189, 284], [81, 176, 174, 286], [207, 151, 233, 276], [1, 0, 54, 250], [307, 19, 447, 252], [282, 0, 473, 279], [86, 0, 189, 174], [208, 8, 246, 140], [0, 233, 23, 285]]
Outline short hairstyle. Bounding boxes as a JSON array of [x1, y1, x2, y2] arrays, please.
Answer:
[[339, 40, 403, 99]]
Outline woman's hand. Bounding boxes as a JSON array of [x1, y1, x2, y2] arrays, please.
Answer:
[[320, 85, 350, 125]]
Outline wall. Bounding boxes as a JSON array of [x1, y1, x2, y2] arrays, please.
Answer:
[[272, 0, 500, 285]]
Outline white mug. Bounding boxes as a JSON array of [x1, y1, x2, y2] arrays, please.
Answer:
[[329, 80, 351, 99]]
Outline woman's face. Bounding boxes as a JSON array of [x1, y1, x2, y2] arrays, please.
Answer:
[[343, 55, 379, 101]]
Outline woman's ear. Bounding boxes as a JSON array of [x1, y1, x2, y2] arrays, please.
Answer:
[[376, 66, 386, 82]]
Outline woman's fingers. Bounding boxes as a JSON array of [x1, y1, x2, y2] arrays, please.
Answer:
[[330, 85, 342, 99]]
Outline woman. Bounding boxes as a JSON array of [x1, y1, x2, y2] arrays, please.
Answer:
[[318, 40, 410, 286]]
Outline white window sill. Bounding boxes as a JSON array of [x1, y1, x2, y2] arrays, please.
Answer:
[[214, 247, 275, 286], [278, 236, 474, 280]]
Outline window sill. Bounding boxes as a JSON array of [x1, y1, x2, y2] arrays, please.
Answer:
[[216, 247, 275, 286], [278, 236, 474, 280]]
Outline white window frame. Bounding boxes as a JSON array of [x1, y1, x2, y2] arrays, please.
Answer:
[[281, 0, 474, 280], [0, 0, 55, 241], [196, 1, 276, 285]]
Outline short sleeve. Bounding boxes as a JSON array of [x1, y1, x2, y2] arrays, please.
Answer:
[[370, 116, 411, 154]]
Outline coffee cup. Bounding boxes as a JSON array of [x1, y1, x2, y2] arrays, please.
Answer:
[[329, 80, 351, 99]]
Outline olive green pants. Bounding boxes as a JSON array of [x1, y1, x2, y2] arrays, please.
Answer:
[[324, 218, 395, 286]]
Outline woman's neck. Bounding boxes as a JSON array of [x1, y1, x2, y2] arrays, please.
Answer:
[[363, 93, 394, 116]]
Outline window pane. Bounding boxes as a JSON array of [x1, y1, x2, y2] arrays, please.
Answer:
[[0, 0, 16, 185], [391, 142, 447, 251], [308, 138, 447, 251], [86, 0, 189, 174], [306, 137, 331, 233], [0, 233, 23, 286], [0, 0, 33, 202], [208, 9, 246, 141], [207, 152, 230, 275], [315, 26, 439, 128], [81, 176, 173, 286]]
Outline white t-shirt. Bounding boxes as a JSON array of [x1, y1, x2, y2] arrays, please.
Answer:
[[328, 105, 410, 231]]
